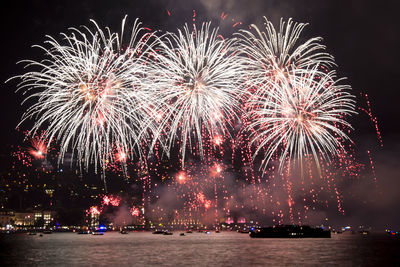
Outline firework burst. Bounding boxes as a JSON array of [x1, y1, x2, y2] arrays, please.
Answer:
[[28, 135, 47, 160], [12, 17, 157, 174], [246, 65, 356, 171], [237, 17, 355, 171], [237, 17, 335, 83], [150, 22, 246, 165]]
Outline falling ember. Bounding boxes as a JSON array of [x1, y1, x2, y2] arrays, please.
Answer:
[[359, 94, 383, 147], [102, 195, 121, 206], [131, 207, 140, 217], [216, 165, 222, 173], [116, 151, 127, 162], [211, 164, 223, 176], [204, 200, 211, 210], [214, 136, 223, 146], [90, 206, 101, 215], [103, 195, 111, 205], [29, 138, 47, 159], [177, 172, 187, 184], [367, 150, 378, 186], [197, 192, 206, 203], [110, 197, 121, 206], [30, 149, 45, 159], [232, 22, 242, 28]]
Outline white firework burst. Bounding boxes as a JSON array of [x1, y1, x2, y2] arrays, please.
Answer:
[[246, 65, 356, 171], [12, 17, 157, 174], [238, 17, 335, 86], [238, 17, 355, 170], [151, 22, 246, 165]]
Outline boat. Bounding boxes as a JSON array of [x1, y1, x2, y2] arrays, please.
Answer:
[[386, 229, 399, 236], [152, 230, 164, 234], [186, 230, 193, 234], [92, 230, 104, 235], [250, 225, 331, 238]]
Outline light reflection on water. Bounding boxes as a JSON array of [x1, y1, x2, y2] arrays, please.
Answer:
[[1, 232, 399, 266]]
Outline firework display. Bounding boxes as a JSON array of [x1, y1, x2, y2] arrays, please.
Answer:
[[150, 22, 246, 165], [11, 16, 157, 175], [238, 17, 335, 77], [11, 15, 370, 227], [238, 17, 355, 170], [245, 66, 355, 171]]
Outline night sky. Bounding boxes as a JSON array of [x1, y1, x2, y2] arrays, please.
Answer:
[[1, 0, 399, 228]]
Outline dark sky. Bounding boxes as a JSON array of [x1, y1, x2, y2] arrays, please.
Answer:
[[1, 0, 399, 227]]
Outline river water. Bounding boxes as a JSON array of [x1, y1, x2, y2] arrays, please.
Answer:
[[1, 232, 399, 266]]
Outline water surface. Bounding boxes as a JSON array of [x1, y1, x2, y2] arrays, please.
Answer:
[[1, 232, 399, 266]]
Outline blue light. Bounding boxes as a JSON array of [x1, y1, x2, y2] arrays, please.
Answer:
[[99, 225, 106, 231]]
